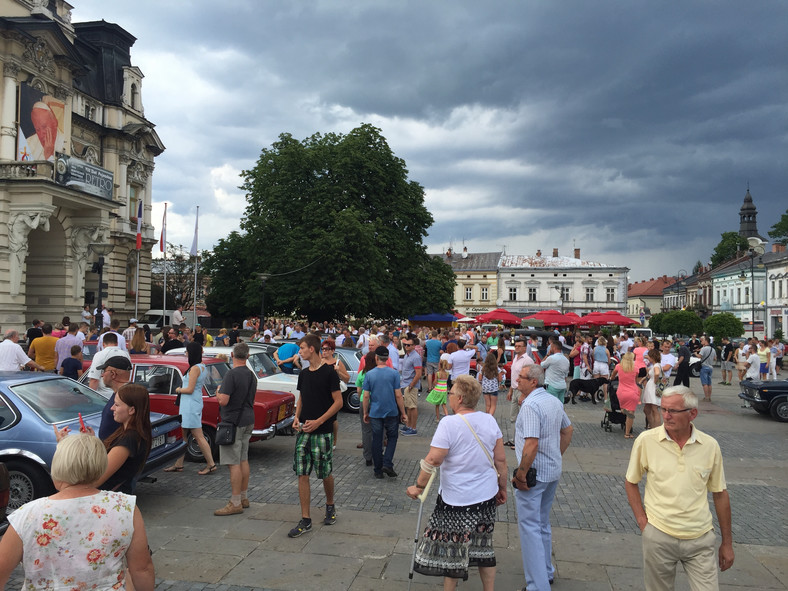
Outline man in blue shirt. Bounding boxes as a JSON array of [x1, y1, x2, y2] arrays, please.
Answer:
[[380, 334, 399, 371], [424, 330, 443, 391], [400, 336, 422, 436], [362, 346, 407, 478], [275, 341, 300, 374]]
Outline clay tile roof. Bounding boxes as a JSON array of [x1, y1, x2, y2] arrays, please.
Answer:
[[627, 276, 677, 297]]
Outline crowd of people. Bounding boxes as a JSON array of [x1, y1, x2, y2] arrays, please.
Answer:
[[2, 312, 776, 590]]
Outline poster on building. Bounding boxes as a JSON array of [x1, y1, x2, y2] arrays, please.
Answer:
[[54, 153, 114, 200], [17, 83, 66, 161]]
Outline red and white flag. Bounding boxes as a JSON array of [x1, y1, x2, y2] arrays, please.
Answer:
[[160, 203, 167, 252], [135, 199, 143, 250]]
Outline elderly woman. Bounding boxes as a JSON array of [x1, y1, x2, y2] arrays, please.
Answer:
[[406, 374, 507, 590], [0, 434, 155, 590]]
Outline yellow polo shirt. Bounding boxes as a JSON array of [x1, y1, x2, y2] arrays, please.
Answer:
[[30, 335, 58, 371], [625, 424, 726, 539]]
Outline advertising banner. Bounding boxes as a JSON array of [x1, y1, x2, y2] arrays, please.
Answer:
[[55, 153, 114, 201], [17, 83, 66, 161]]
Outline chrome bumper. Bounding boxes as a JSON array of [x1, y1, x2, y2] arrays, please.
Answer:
[[252, 415, 295, 440]]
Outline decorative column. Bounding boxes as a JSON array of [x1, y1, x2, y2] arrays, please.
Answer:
[[1, 63, 19, 160], [70, 225, 109, 299], [7, 204, 55, 295]]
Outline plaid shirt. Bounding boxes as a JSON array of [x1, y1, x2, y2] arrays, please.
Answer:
[[515, 387, 571, 483]]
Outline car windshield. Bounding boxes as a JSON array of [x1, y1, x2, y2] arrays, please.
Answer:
[[11, 378, 107, 424], [82, 342, 98, 360], [247, 352, 280, 378], [202, 362, 228, 396]]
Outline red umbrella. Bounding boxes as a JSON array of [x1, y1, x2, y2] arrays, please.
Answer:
[[524, 310, 574, 327], [600, 311, 639, 326], [583, 311, 638, 326], [475, 308, 523, 325]]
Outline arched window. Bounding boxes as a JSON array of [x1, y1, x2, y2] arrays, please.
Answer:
[[130, 83, 138, 110]]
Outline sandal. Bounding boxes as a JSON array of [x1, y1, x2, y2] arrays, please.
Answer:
[[624, 434, 635, 439], [198, 464, 217, 476], [504, 440, 515, 448], [163, 465, 183, 472]]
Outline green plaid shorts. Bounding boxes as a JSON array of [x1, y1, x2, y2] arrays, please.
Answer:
[[293, 431, 334, 479]]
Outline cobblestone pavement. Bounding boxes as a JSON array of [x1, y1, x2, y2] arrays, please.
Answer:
[[6, 380, 787, 589]]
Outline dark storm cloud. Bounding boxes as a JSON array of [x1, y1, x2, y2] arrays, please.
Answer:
[[74, 0, 787, 278]]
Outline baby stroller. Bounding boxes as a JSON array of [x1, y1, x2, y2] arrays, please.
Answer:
[[601, 379, 626, 432]]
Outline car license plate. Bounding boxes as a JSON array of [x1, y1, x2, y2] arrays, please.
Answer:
[[152, 435, 165, 448], [278, 405, 286, 421]]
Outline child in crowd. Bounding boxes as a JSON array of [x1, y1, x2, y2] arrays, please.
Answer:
[[426, 359, 450, 420], [60, 345, 83, 380]]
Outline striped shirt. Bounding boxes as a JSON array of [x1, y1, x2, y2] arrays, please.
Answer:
[[515, 387, 571, 483]]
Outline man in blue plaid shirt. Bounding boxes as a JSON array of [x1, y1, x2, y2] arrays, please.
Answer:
[[511, 364, 573, 591]]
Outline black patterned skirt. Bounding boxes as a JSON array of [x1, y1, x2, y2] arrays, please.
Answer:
[[413, 494, 497, 580]]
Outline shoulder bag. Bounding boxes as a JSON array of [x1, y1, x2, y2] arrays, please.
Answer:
[[457, 413, 500, 478]]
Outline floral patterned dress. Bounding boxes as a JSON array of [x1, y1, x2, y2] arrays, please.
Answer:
[[8, 490, 135, 590]]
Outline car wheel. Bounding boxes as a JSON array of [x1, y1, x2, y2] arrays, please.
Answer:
[[769, 399, 788, 422], [185, 426, 218, 462], [6, 460, 54, 511], [690, 365, 700, 378], [343, 388, 360, 413]]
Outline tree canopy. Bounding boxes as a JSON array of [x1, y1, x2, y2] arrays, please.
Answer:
[[710, 231, 747, 268], [150, 244, 205, 311], [704, 312, 744, 342], [203, 124, 455, 320], [768, 209, 788, 245], [650, 310, 703, 337]]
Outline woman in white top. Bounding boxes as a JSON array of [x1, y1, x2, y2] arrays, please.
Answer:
[[640, 348, 663, 429], [0, 434, 154, 590], [406, 375, 507, 590]]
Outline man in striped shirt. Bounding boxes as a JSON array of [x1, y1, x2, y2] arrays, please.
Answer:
[[511, 364, 573, 591]]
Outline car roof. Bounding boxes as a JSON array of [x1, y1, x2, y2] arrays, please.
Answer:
[[126, 354, 227, 367], [0, 371, 67, 386]]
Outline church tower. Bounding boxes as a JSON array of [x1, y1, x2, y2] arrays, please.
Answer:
[[738, 189, 764, 239]]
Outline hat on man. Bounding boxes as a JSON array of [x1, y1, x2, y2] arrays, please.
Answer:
[[96, 356, 132, 372], [129, 318, 138, 324], [374, 345, 389, 358]]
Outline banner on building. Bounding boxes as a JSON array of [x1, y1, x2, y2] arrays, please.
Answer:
[[17, 83, 66, 162], [54, 153, 114, 200]]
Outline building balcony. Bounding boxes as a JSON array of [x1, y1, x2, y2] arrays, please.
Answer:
[[0, 161, 54, 180]]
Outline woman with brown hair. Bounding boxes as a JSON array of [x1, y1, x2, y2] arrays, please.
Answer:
[[478, 352, 505, 415], [129, 326, 150, 354]]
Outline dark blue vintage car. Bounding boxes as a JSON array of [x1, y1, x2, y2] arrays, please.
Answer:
[[0, 372, 186, 514], [739, 379, 788, 422]]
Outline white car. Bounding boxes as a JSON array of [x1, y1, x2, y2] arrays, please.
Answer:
[[165, 346, 300, 403]]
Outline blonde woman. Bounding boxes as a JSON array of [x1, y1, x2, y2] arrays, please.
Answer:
[[609, 352, 639, 438]]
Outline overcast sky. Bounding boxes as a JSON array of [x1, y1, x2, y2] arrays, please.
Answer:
[[74, 0, 787, 282]]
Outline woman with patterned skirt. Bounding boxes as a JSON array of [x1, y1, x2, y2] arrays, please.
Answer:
[[406, 375, 508, 590]]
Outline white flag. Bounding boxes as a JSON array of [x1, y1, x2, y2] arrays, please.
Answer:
[[189, 206, 199, 256]]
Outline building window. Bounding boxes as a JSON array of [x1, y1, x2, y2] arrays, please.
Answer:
[[772, 281, 776, 299], [736, 288, 741, 304], [779, 281, 783, 299], [481, 286, 489, 300], [745, 286, 750, 304], [585, 287, 595, 302], [528, 287, 537, 302], [465, 286, 472, 301], [561, 286, 570, 301], [129, 185, 140, 221], [606, 287, 615, 302], [508, 287, 517, 301]]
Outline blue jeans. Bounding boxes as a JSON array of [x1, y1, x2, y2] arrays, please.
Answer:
[[700, 365, 712, 386], [370, 416, 399, 473], [515, 479, 559, 591]]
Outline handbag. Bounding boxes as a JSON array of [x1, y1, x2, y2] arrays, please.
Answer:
[[216, 421, 237, 445], [655, 367, 667, 397]]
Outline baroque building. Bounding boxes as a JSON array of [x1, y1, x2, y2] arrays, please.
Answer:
[[0, 0, 164, 330], [437, 247, 501, 317]]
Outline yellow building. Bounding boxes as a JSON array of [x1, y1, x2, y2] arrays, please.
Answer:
[[437, 247, 501, 316]]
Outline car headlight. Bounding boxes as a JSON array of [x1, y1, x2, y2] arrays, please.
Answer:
[[752, 390, 761, 400]]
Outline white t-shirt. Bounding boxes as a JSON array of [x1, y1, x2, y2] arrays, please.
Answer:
[[87, 347, 131, 398], [449, 349, 476, 379], [0, 339, 33, 370], [97, 331, 126, 352], [661, 352, 677, 377], [430, 412, 502, 506], [745, 353, 761, 380]]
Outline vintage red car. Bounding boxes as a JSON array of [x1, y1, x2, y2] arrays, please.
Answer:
[[81, 354, 294, 462]]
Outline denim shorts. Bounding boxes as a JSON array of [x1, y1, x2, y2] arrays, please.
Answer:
[[700, 365, 713, 386]]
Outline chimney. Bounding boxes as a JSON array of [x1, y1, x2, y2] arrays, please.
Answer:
[[536, 249, 542, 257], [462, 246, 468, 259], [574, 248, 580, 259], [552, 248, 559, 257], [446, 247, 452, 258], [773, 243, 786, 253]]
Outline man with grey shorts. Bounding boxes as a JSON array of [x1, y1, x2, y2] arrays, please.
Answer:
[[214, 342, 258, 516]]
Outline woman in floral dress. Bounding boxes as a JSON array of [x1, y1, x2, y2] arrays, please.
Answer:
[[0, 434, 155, 590]]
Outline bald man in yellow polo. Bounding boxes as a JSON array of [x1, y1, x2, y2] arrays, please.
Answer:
[[625, 386, 734, 591]]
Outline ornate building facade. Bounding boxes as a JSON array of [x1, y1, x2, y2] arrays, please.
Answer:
[[0, 0, 164, 331]]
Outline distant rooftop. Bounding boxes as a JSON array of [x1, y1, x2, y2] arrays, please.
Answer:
[[499, 254, 615, 269], [435, 249, 501, 271]]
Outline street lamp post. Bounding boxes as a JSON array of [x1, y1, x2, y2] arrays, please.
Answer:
[[739, 238, 766, 337], [257, 273, 270, 328], [90, 242, 115, 332]]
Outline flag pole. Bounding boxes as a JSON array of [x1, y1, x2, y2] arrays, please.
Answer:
[[162, 203, 167, 327], [191, 206, 199, 327], [134, 198, 143, 318]]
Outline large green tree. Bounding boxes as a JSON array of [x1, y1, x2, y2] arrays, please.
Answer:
[[661, 310, 704, 337], [710, 231, 747, 268], [768, 208, 788, 245], [704, 313, 744, 343], [225, 124, 453, 320], [202, 232, 259, 317]]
